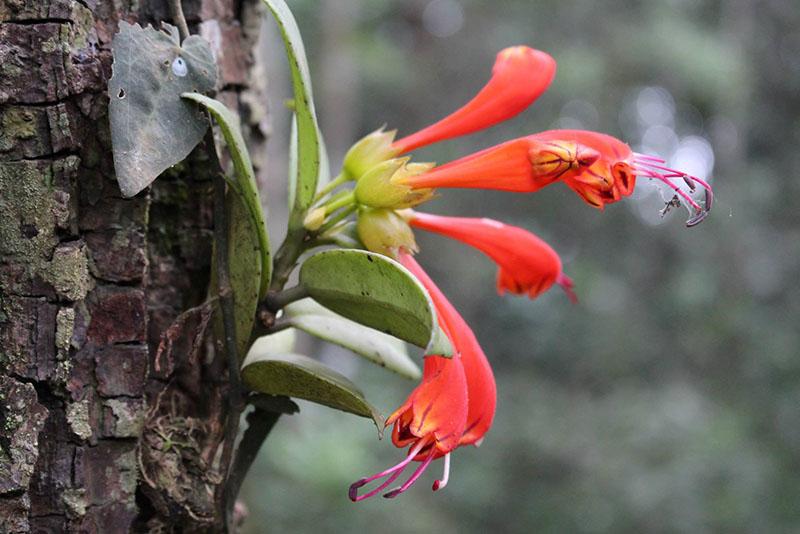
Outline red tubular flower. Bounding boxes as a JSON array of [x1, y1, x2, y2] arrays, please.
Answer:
[[349, 252, 498, 500], [349, 325, 468, 500], [397, 129, 714, 225], [400, 253, 497, 454], [392, 46, 556, 154], [395, 135, 599, 192], [409, 212, 576, 302]]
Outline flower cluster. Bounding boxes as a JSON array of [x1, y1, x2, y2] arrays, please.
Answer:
[[306, 45, 713, 500]]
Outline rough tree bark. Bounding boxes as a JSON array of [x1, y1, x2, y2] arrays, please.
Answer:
[[0, 1, 267, 531]]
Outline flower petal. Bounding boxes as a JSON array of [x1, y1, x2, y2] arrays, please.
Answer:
[[399, 252, 497, 447], [393, 46, 556, 154], [409, 213, 573, 301]]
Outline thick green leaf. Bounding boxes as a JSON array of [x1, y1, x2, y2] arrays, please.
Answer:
[[181, 93, 271, 297], [214, 190, 261, 360], [262, 0, 321, 222], [250, 328, 297, 354], [288, 114, 330, 208], [285, 299, 421, 380], [242, 342, 382, 430], [287, 115, 298, 209], [299, 250, 453, 356], [109, 22, 216, 197]]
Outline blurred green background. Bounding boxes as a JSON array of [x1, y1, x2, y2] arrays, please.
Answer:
[[242, 0, 800, 532]]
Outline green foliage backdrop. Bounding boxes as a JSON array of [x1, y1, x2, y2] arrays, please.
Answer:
[[243, 0, 799, 532]]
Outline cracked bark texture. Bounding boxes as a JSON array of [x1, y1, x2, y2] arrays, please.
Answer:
[[0, 1, 267, 532]]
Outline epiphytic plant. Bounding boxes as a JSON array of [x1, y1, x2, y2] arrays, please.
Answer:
[[108, 0, 713, 526]]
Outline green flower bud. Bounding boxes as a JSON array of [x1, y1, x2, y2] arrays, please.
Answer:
[[356, 208, 418, 257], [355, 158, 436, 209], [342, 127, 400, 180], [303, 206, 326, 231]]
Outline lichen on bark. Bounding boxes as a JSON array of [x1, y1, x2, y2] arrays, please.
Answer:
[[1, 0, 267, 531]]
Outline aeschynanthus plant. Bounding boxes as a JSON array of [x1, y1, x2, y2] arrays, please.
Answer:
[[109, 0, 716, 520]]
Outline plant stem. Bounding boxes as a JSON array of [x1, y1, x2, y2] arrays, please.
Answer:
[[311, 172, 348, 204], [265, 285, 310, 311], [322, 190, 355, 213], [224, 395, 298, 518], [316, 204, 357, 236], [269, 228, 308, 292], [168, 0, 190, 40]]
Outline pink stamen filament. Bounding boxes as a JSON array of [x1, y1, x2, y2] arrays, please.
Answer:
[[556, 273, 578, 304], [634, 158, 714, 199], [349, 438, 429, 502], [632, 152, 666, 163], [632, 156, 716, 227], [633, 167, 703, 212], [384, 448, 437, 499], [432, 453, 451, 491]]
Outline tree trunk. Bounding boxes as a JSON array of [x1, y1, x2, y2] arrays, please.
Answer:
[[0, 1, 265, 531]]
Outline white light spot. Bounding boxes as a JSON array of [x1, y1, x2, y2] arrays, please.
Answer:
[[640, 124, 679, 157], [172, 57, 188, 77], [635, 86, 675, 127], [422, 0, 464, 38], [672, 136, 715, 181]]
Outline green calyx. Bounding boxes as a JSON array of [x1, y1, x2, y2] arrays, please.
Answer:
[[342, 127, 400, 180], [356, 207, 418, 257]]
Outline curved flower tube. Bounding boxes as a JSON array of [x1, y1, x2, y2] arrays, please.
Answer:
[[350, 251, 499, 500], [394, 136, 597, 193], [409, 212, 576, 302], [400, 252, 497, 452], [392, 46, 557, 154]]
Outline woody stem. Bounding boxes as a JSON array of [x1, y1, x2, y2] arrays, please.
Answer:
[[168, 0, 190, 40]]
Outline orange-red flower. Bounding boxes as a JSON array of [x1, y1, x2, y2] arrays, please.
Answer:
[[349, 252, 497, 500], [396, 129, 713, 224], [409, 212, 576, 302], [349, 326, 467, 500], [401, 253, 496, 452], [346, 40, 715, 503], [392, 46, 556, 154]]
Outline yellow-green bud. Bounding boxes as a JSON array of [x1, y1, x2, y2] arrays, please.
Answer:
[[342, 127, 400, 180], [354, 158, 435, 209], [356, 208, 418, 257], [303, 207, 326, 231]]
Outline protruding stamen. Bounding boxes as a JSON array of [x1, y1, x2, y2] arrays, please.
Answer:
[[634, 158, 714, 198], [632, 152, 666, 163], [432, 453, 451, 491], [350, 467, 407, 502], [686, 210, 709, 227], [383, 448, 437, 499], [634, 167, 703, 211], [349, 438, 430, 502], [632, 156, 715, 226]]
